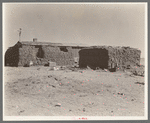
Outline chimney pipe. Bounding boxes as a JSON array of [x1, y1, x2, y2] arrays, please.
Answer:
[[33, 38, 37, 42]]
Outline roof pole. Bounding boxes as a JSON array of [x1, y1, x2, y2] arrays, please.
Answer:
[[18, 28, 22, 41]]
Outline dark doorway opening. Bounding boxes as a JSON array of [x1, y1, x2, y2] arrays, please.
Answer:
[[36, 45, 44, 58], [79, 49, 109, 70]]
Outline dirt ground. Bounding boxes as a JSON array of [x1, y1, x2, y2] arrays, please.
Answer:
[[4, 66, 145, 116]]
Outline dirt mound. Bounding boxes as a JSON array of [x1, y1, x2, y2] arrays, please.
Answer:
[[130, 66, 145, 77]]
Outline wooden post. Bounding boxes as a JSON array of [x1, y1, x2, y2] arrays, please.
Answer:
[[18, 28, 22, 41]]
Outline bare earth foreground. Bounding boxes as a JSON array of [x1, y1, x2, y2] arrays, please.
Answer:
[[4, 66, 145, 116]]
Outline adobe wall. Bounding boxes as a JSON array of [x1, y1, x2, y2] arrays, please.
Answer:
[[18, 45, 37, 66], [79, 46, 141, 70], [17, 45, 82, 66], [107, 46, 141, 70], [42, 46, 81, 66]]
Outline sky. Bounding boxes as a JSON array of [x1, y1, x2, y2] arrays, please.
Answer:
[[3, 3, 147, 58]]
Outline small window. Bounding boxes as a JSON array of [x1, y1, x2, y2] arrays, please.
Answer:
[[60, 47, 68, 52]]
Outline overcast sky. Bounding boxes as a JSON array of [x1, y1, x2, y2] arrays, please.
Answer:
[[3, 3, 146, 58]]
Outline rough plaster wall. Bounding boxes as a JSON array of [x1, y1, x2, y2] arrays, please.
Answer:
[[17, 45, 82, 66], [79, 46, 141, 70], [71, 48, 81, 57], [18, 45, 37, 66], [107, 47, 141, 69], [42, 46, 78, 66]]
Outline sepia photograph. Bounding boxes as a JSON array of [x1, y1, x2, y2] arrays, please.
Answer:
[[3, 2, 148, 120]]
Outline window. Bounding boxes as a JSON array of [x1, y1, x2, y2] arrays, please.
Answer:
[[60, 47, 68, 52]]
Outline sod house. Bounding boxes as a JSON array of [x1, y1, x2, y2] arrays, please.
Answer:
[[5, 39, 89, 67], [79, 46, 141, 71], [5, 39, 141, 71]]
